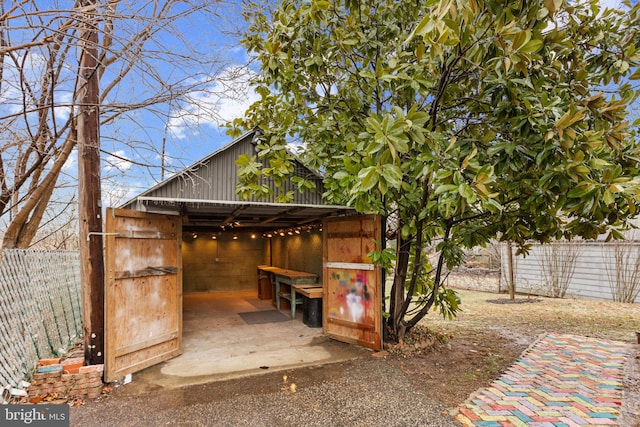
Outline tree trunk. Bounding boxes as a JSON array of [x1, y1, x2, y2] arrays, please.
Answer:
[[2, 136, 76, 248], [387, 229, 411, 342]]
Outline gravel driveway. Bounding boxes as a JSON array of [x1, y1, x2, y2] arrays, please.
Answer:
[[70, 358, 459, 427]]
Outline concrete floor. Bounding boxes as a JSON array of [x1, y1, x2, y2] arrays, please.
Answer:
[[129, 292, 371, 390]]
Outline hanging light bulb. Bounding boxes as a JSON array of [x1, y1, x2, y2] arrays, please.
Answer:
[[211, 234, 216, 240], [192, 233, 198, 239], [232, 234, 238, 240]]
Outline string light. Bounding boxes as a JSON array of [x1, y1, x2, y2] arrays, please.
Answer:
[[186, 223, 322, 241]]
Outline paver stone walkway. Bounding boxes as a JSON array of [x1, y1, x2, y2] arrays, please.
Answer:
[[454, 333, 632, 427]]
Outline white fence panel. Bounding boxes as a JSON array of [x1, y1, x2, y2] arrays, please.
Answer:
[[501, 242, 640, 303]]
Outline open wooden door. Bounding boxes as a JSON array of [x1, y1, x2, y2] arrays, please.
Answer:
[[104, 208, 182, 382], [323, 214, 382, 350]]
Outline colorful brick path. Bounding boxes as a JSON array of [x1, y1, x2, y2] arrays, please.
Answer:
[[454, 333, 632, 426]]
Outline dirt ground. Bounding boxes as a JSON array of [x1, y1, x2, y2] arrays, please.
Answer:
[[386, 270, 640, 414], [70, 270, 639, 426]]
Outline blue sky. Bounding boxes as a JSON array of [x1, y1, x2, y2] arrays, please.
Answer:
[[0, 1, 258, 232], [60, 0, 640, 207], [65, 1, 261, 206]]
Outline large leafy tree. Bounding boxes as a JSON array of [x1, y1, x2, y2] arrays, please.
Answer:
[[231, 0, 640, 341]]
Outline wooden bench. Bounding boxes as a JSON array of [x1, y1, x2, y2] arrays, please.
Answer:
[[291, 284, 323, 326], [292, 284, 323, 299], [279, 284, 322, 318], [288, 283, 322, 319]]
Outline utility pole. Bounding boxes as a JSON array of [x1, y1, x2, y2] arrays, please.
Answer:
[[507, 241, 515, 300], [77, 0, 104, 366]]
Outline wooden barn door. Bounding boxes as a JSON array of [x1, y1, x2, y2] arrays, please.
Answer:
[[323, 214, 382, 350], [104, 208, 182, 382]]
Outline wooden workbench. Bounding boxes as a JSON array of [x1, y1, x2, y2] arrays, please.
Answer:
[[257, 266, 318, 319]]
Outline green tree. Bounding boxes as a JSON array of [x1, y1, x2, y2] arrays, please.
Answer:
[[231, 0, 640, 342]]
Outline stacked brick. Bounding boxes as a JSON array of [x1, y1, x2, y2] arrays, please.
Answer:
[[27, 358, 104, 400]]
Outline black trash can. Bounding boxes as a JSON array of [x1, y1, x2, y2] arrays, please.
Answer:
[[302, 296, 322, 327]]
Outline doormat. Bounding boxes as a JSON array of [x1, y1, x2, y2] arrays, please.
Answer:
[[238, 310, 291, 325]]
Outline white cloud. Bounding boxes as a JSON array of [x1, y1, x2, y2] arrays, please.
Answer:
[[167, 65, 259, 139], [103, 150, 132, 172], [102, 180, 139, 208], [53, 91, 73, 122], [155, 152, 174, 167], [63, 148, 78, 172]]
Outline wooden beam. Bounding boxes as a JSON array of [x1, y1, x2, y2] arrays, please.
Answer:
[[77, 0, 104, 366], [326, 231, 375, 239], [114, 266, 178, 280], [114, 332, 179, 358], [116, 230, 177, 240], [259, 207, 304, 225], [221, 205, 247, 226], [327, 317, 376, 331]]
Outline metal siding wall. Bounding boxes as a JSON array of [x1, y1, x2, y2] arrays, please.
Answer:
[[125, 130, 330, 209], [501, 242, 640, 303], [143, 133, 252, 201], [291, 162, 325, 205], [211, 142, 238, 201], [142, 133, 325, 204]]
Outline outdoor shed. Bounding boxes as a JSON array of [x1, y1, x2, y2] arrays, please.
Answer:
[[103, 129, 384, 381]]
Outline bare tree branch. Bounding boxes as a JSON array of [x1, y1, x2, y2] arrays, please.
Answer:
[[0, 0, 233, 248]]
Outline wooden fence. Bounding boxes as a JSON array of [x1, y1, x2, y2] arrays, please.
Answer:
[[0, 250, 82, 388], [501, 241, 640, 303]]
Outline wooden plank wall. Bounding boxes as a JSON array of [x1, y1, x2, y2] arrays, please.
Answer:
[[105, 209, 182, 382], [323, 215, 382, 350]]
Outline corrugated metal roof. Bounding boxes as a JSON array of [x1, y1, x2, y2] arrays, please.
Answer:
[[130, 197, 352, 231], [120, 128, 355, 230]]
